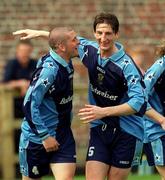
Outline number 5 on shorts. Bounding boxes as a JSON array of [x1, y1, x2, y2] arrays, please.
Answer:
[[88, 146, 95, 157]]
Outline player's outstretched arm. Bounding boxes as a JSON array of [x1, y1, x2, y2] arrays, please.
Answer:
[[13, 29, 49, 40], [78, 103, 135, 124], [79, 104, 165, 130]]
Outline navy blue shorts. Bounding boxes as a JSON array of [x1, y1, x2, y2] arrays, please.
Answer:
[[19, 127, 76, 178], [86, 124, 143, 168], [143, 135, 165, 166]]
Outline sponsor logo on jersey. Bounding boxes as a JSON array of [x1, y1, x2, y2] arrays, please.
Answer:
[[90, 84, 118, 101], [60, 95, 73, 104]]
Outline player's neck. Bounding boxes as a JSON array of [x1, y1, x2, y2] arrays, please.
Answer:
[[57, 51, 70, 63], [61, 54, 70, 62], [100, 45, 118, 58]]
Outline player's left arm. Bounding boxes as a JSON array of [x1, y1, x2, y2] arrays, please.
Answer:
[[13, 29, 97, 62], [13, 29, 49, 40], [79, 58, 145, 122], [79, 59, 165, 126], [78, 103, 135, 123]]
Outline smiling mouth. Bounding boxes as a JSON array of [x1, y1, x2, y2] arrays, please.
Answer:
[[100, 41, 109, 45], [101, 44, 109, 47]]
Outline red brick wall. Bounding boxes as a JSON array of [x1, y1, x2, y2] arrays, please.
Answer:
[[0, 0, 165, 77], [0, 0, 165, 168]]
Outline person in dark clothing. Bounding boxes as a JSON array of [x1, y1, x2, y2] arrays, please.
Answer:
[[3, 40, 37, 154], [3, 40, 37, 117]]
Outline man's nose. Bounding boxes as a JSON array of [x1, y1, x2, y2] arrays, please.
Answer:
[[101, 34, 106, 41]]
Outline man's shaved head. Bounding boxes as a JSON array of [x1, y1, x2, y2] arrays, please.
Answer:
[[49, 27, 74, 50]]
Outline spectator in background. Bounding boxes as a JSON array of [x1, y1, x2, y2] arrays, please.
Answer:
[[3, 40, 37, 118], [3, 40, 37, 153]]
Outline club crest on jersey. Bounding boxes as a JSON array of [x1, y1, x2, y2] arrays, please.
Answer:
[[97, 73, 104, 85]]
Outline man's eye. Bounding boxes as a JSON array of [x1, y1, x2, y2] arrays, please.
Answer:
[[97, 32, 102, 35]]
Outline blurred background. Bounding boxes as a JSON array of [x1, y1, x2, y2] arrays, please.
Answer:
[[0, 0, 165, 179]]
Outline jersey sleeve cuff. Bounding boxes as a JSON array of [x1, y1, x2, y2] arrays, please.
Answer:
[[146, 102, 152, 111], [127, 101, 141, 112], [38, 132, 50, 141]]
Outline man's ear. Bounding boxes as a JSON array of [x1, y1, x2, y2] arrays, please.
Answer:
[[58, 43, 66, 52], [93, 31, 98, 39], [115, 32, 119, 39]]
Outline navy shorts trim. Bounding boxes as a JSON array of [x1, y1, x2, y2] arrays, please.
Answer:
[[86, 124, 143, 168]]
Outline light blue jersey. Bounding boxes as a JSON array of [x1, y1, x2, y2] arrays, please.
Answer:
[[144, 56, 165, 143], [21, 50, 74, 145], [78, 37, 147, 140]]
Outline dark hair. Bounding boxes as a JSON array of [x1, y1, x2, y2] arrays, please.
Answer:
[[93, 12, 119, 34], [156, 39, 165, 58]]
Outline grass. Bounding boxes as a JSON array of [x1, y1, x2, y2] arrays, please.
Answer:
[[39, 174, 160, 180], [128, 174, 160, 180]]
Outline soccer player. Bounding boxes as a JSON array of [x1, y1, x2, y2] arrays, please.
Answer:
[[19, 27, 79, 180], [143, 40, 165, 179], [78, 13, 146, 180], [13, 13, 165, 180]]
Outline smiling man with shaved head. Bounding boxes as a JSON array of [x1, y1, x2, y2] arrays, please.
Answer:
[[18, 27, 79, 180]]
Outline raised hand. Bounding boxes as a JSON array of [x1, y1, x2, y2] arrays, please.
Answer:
[[13, 29, 49, 40]]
